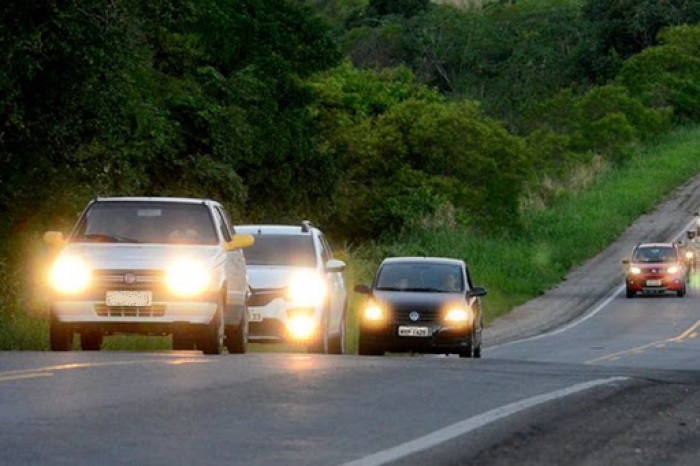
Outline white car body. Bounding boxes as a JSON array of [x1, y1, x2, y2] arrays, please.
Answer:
[[45, 197, 253, 354], [236, 223, 347, 354]]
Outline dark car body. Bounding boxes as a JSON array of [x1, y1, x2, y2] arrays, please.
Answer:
[[623, 242, 686, 298], [354, 257, 486, 358]]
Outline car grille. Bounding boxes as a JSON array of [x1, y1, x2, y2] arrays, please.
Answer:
[[94, 304, 166, 318], [393, 308, 440, 324], [94, 269, 165, 289], [248, 289, 286, 307]]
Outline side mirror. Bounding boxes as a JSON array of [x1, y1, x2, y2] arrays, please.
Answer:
[[467, 286, 487, 297], [325, 259, 346, 273], [621, 259, 630, 265], [354, 284, 371, 294], [226, 234, 254, 251], [44, 231, 66, 247]]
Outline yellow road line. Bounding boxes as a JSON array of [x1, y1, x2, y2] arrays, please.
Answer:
[[587, 318, 700, 364]]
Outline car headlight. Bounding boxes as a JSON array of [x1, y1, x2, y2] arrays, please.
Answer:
[[286, 271, 327, 307], [630, 267, 641, 275], [667, 265, 679, 274], [444, 307, 472, 325], [363, 303, 385, 322], [165, 259, 211, 296], [286, 309, 315, 340], [50, 256, 91, 294]]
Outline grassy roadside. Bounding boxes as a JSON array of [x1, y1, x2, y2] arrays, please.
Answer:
[[2, 126, 700, 352]]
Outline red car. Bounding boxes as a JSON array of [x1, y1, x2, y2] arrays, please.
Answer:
[[623, 242, 687, 298]]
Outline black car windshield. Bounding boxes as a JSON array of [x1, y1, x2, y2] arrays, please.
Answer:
[[632, 247, 678, 263], [376, 263, 464, 292], [72, 201, 218, 245], [243, 235, 317, 267]]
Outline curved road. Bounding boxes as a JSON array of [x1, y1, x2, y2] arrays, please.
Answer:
[[3, 178, 700, 465]]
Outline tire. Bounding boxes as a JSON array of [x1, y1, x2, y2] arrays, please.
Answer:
[[328, 310, 346, 355], [199, 298, 224, 355], [50, 319, 72, 351], [172, 333, 195, 350], [677, 285, 686, 298], [225, 311, 248, 355], [358, 338, 383, 356], [626, 288, 635, 298], [80, 331, 103, 351], [458, 347, 472, 358], [473, 346, 482, 358]]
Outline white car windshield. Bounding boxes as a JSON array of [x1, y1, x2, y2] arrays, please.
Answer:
[[72, 201, 218, 245], [243, 235, 317, 267]]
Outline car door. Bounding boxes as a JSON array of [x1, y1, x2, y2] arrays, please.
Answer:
[[213, 206, 247, 324], [318, 233, 346, 335]]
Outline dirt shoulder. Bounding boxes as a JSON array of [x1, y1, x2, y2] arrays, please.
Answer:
[[484, 172, 700, 347]]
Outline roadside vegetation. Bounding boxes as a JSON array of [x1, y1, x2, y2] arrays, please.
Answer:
[[2, 0, 700, 351]]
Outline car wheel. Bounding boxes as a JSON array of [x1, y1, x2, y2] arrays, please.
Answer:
[[172, 333, 195, 350], [358, 338, 383, 356], [80, 331, 103, 351], [458, 347, 472, 358], [473, 346, 482, 358], [328, 309, 346, 355], [200, 298, 224, 355], [677, 285, 686, 298], [225, 311, 248, 354], [626, 288, 635, 298], [50, 318, 72, 351]]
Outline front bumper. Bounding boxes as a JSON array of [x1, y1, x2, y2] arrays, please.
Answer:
[[51, 299, 218, 336], [626, 274, 684, 293], [359, 323, 473, 354], [247, 298, 322, 343]]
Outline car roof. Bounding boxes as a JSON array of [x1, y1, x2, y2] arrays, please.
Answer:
[[236, 224, 317, 235], [380, 256, 465, 266], [94, 196, 219, 206], [635, 242, 676, 249]]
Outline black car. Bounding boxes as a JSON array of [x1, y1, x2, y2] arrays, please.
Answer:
[[354, 257, 487, 358]]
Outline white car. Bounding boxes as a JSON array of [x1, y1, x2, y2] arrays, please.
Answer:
[[43, 197, 254, 354], [237, 222, 347, 354]]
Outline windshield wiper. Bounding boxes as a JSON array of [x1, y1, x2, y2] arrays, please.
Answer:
[[80, 233, 140, 243]]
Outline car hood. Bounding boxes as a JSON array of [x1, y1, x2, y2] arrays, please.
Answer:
[[372, 290, 465, 308], [629, 261, 679, 268], [57, 243, 223, 270], [247, 266, 316, 290]]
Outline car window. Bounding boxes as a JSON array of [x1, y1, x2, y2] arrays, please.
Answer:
[[72, 201, 218, 245], [243, 235, 317, 267], [318, 234, 332, 263], [632, 247, 677, 263], [376, 263, 464, 292], [213, 207, 232, 242]]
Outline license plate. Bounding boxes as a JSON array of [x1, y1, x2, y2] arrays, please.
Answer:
[[398, 326, 430, 337], [646, 279, 662, 287], [105, 290, 152, 306], [249, 311, 263, 322]]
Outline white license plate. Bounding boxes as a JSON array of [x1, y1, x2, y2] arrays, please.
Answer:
[[105, 291, 152, 307], [646, 280, 662, 287], [398, 326, 430, 337], [249, 311, 263, 322]]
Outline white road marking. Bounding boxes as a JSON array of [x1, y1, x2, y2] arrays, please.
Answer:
[[341, 376, 629, 466], [0, 373, 54, 383]]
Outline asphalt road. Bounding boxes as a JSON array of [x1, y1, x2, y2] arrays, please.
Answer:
[[3, 176, 700, 465]]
